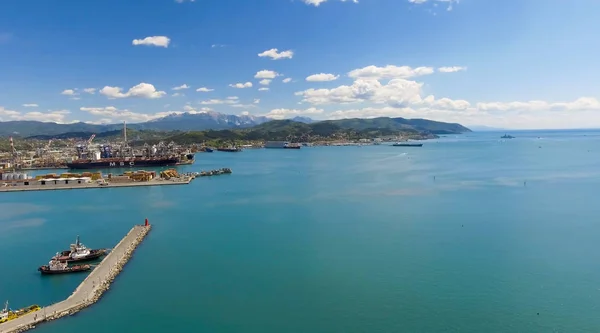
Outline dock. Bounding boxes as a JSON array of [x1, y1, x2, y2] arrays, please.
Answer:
[[0, 177, 192, 193], [0, 224, 152, 333]]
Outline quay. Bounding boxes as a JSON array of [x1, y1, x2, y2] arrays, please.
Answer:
[[0, 177, 192, 193], [0, 223, 152, 333]]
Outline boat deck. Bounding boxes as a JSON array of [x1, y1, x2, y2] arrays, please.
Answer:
[[0, 224, 151, 333]]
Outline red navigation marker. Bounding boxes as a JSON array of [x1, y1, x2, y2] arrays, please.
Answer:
[[145, 218, 149, 226]]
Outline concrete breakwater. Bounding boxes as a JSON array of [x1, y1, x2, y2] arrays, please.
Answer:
[[0, 224, 152, 333]]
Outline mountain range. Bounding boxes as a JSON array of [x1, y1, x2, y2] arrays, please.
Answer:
[[0, 111, 470, 138]]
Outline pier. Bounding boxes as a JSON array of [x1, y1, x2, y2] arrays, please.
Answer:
[[0, 177, 192, 193], [0, 224, 152, 333]]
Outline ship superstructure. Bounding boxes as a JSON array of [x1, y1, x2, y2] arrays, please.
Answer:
[[67, 122, 193, 169]]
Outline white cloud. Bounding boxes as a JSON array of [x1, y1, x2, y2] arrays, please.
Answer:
[[61, 89, 77, 96], [306, 73, 339, 82], [259, 87, 270, 91], [172, 92, 184, 97], [241, 111, 250, 116], [258, 48, 294, 60], [302, 0, 358, 7], [229, 82, 253, 89], [0, 107, 70, 123], [196, 87, 214, 92], [254, 99, 260, 104], [259, 79, 272, 86], [227, 96, 239, 100], [283, 78, 292, 83], [408, 0, 427, 3], [132, 36, 170, 48], [211, 44, 226, 48], [296, 78, 423, 106], [438, 66, 467, 73], [175, 0, 196, 2], [265, 107, 324, 119], [99, 83, 166, 99], [172, 84, 190, 90], [348, 65, 435, 80], [70, 97, 81, 100], [22, 104, 38, 107], [200, 99, 237, 105], [255, 70, 279, 79], [81, 106, 163, 122], [83, 88, 96, 94]]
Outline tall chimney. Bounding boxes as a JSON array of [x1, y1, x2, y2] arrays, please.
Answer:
[[123, 121, 127, 144]]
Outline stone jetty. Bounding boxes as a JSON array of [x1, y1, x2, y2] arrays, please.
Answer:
[[0, 224, 152, 333]]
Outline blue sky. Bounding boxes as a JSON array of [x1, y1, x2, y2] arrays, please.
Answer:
[[0, 0, 599, 129]]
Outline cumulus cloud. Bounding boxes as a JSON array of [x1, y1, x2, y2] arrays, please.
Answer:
[[132, 36, 170, 48], [0, 107, 70, 123], [258, 48, 294, 60], [172, 84, 190, 90], [200, 99, 237, 105], [255, 70, 279, 79], [83, 88, 96, 94], [306, 73, 339, 82], [22, 104, 38, 107], [254, 99, 260, 104], [438, 66, 467, 73], [99, 83, 166, 99], [302, 0, 358, 6], [80, 106, 180, 122], [265, 107, 324, 119], [61, 89, 77, 96], [259, 79, 272, 86], [196, 87, 214, 92], [229, 82, 253, 89], [348, 65, 434, 80], [283, 78, 292, 83], [296, 78, 423, 106], [259, 87, 270, 91], [172, 92, 184, 97]]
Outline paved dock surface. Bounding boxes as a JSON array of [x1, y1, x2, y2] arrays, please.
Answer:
[[0, 177, 191, 192], [0, 225, 151, 333]]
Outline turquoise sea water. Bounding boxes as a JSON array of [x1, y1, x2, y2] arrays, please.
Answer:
[[2, 130, 600, 332]]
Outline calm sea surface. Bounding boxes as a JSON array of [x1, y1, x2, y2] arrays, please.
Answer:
[[2, 130, 600, 333]]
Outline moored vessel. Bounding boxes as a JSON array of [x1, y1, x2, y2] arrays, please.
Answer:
[[38, 258, 91, 275], [55, 235, 107, 263], [392, 142, 423, 147], [217, 146, 242, 152], [0, 301, 41, 324]]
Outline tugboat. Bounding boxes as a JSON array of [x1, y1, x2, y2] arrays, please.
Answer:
[[55, 236, 107, 263], [38, 258, 91, 275], [0, 301, 41, 324]]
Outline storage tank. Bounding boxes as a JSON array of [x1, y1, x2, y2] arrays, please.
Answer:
[[18, 173, 26, 180], [151, 146, 157, 155], [94, 151, 101, 160]]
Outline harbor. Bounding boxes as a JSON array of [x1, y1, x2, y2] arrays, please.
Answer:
[[0, 222, 152, 333]]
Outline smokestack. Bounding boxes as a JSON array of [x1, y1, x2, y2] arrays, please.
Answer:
[[123, 121, 127, 144]]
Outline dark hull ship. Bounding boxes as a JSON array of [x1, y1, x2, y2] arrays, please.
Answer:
[[38, 263, 91, 275], [67, 122, 192, 170], [67, 157, 179, 169], [392, 143, 423, 147]]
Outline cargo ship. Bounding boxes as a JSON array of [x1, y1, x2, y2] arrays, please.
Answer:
[[67, 122, 188, 170], [392, 142, 423, 147], [38, 259, 91, 275], [0, 301, 41, 324]]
